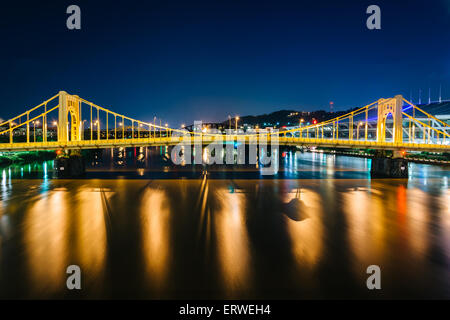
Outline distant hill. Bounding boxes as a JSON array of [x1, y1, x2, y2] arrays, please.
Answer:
[[221, 108, 357, 128], [220, 100, 450, 128], [184, 100, 450, 130]]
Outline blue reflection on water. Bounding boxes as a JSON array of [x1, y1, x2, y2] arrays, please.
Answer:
[[0, 152, 448, 185]]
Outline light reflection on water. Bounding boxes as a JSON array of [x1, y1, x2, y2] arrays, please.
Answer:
[[0, 150, 449, 298], [24, 190, 69, 295], [342, 186, 391, 280], [140, 187, 171, 290], [74, 188, 108, 290], [214, 188, 250, 296], [284, 189, 323, 268], [442, 189, 450, 267]]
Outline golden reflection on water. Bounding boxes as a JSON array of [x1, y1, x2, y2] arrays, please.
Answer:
[[0, 203, 3, 261], [0, 216, 3, 261], [342, 183, 440, 279], [197, 175, 212, 249], [284, 189, 324, 269], [214, 188, 250, 296], [9, 177, 450, 298], [140, 187, 171, 289], [441, 189, 450, 265], [342, 186, 387, 271], [74, 188, 108, 282], [24, 191, 69, 293], [406, 188, 430, 256]]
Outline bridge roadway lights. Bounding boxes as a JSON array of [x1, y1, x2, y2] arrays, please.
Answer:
[[370, 150, 408, 178], [54, 150, 85, 178]]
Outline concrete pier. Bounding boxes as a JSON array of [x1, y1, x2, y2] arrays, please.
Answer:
[[370, 150, 408, 178], [54, 152, 85, 177]]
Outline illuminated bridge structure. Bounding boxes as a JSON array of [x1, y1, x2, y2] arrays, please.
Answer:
[[0, 91, 449, 153]]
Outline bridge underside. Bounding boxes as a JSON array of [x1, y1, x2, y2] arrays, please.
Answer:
[[0, 137, 447, 153]]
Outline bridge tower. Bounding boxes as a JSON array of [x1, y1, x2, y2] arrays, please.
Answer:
[[58, 91, 82, 142], [376, 95, 403, 144], [55, 91, 85, 177]]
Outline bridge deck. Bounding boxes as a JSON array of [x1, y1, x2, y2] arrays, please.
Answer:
[[0, 136, 447, 152]]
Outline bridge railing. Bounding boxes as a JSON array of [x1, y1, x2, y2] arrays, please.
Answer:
[[0, 94, 60, 145]]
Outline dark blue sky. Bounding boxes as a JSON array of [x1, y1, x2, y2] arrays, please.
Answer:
[[0, 0, 449, 126]]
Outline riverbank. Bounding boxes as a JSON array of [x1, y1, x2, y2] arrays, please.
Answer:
[[0, 151, 56, 167]]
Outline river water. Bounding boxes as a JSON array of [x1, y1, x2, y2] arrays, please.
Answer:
[[0, 147, 449, 299]]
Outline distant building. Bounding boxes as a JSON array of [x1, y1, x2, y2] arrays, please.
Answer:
[[185, 122, 227, 133], [416, 100, 450, 125]]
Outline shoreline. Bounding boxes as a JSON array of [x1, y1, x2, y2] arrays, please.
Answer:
[[307, 149, 450, 166]]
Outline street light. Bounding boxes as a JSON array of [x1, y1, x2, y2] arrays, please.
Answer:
[[235, 116, 239, 132], [299, 118, 304, 128], [357, 121, 363, 140], [52, 121, 58, 140], [33, 120, 40, 142], [94, 120, 100, 140]]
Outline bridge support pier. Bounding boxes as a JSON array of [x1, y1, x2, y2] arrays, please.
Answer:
[[54, 150, 85, 178], [370, 150, 408, 178]]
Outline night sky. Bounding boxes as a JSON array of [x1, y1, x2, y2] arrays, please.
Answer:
[[0, 0, 449, 126]]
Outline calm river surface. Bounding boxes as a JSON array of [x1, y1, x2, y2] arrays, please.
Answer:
[[0, 147, 449, 299]]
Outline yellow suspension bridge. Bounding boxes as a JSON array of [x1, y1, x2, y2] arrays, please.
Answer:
[[0, 91, 449, 153]]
